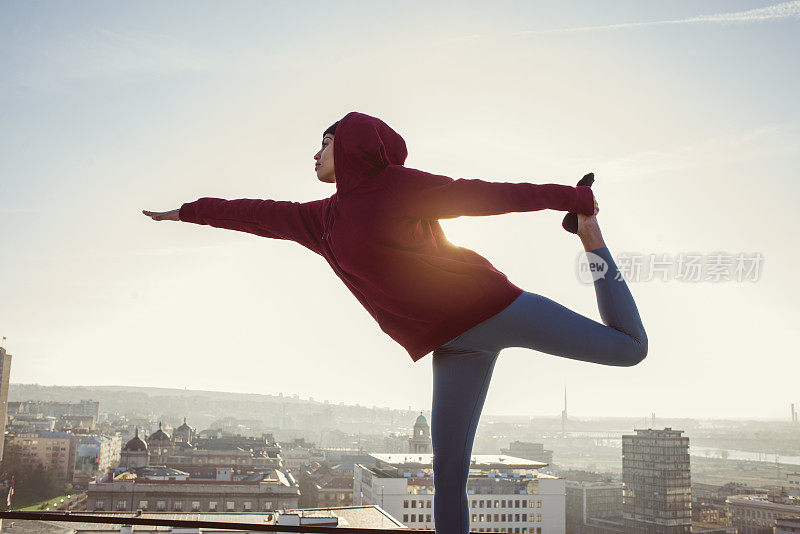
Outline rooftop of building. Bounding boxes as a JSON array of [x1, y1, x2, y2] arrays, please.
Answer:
[[5, 505, 406, 533], [370, 453, 547, 469], [726, 493, 800, 508]]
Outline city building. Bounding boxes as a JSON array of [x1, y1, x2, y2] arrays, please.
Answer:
[[0, 345, 12, 461], [621, 427, 691, 534], [5, 430, 121, 483], [355, 453, 563, 533], [501, 441, 553, 465], [8, 399, 100, 419], [566, 480, 624, 534], [120, 428, 149, 469], [725, 493, 800, 534], [299, 463, 354, 508], [87, 467, 301, 513], [776, 516, 800, 534], [173, 417, 196, 444], [5, 431, 77, 483], [146, 422, 172, 465], [6, 413, 56, 433], [408, 412, 431, 454], [788, 472, 800, 497], [73, 434, 122, 483]]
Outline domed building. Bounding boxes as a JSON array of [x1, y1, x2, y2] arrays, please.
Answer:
[[120, 427, 149, 469], [147, 422, 172, 464], [173, 417, 196, 444], [408, 412, 431, 453]]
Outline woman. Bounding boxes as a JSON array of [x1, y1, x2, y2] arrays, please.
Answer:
[[143, 111, 647, 534]]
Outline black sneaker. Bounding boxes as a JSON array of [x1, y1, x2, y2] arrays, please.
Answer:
[[562, 172, 595, 234]]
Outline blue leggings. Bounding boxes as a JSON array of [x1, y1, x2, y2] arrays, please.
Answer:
[[430, 246, 647, 534]]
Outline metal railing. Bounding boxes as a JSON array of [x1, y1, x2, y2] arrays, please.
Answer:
[[0, 511, 437, 533]]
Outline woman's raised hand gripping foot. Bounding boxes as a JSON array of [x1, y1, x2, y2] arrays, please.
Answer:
[[577, 194, 605, 252]]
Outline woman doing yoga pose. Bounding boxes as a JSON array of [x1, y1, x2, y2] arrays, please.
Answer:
[[143, 111, 647, 534]]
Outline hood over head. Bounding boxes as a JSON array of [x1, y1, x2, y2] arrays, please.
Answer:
[[332, 112, 408, 197]]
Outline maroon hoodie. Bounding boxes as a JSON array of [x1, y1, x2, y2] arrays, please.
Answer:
[[179, 111, 595, 362]]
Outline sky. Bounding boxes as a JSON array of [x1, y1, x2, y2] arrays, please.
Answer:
[[1, 0, 799, 420]]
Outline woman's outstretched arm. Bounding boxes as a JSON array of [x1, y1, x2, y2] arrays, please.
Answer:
[[379, 166, 596, 220], [142, 197, 326, 255]]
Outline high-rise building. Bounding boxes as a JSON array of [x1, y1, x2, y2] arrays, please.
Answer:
[[0, 345, 12, 461], [621, 427, 691, 534]]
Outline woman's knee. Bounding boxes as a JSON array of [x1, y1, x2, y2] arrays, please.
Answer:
[[624, 334, 648, 366]]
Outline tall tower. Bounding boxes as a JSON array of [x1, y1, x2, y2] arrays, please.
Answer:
[[0, 343, 12, 461], [408, 412, 431, 453], [622, 427, 691, 533]]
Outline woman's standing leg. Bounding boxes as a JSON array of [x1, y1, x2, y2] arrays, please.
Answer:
[[431, 345, 500, 534]]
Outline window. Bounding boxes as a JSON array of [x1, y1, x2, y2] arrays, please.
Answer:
[[117, 500, 126, 511], [209, 501, 218, 511], [138, 500, 148, 510], [536, 513, 541, 522], [95, 500, 105, 511], [536, 528, 541, 534], [226, 501, 235, 511], [502, 514, 506, 521], [411, 500, 417, 508], [264, 501, 273, 510], [403, 515, 408, 522], [494, 514, 499, 522], [537, 500, 541, 508], [522, 514, 527, 521], [480, 500, 485, 507], [522, 501, 527, 508], [494, 500, 500, 508], [174, 501, 182, 511], [427, 500, 431, 508], [411, 514, 416, 522], [404, 500, 409, 508], [487, 500, 493, 508], [156, 501, 166, 511], [502, 500, 506, 507], [515, 500, 519, 507], [192, 501, 200, 512], [244, 501, 252, 511]]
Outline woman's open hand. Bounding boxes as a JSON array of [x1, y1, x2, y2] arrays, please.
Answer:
[[142, 209, 180, 221]]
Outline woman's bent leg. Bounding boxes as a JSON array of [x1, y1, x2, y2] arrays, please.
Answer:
[[455, 246, 647, 367], [431, 346, 499, 534]]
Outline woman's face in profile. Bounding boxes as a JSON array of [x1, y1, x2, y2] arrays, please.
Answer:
[[314, 133, 335, 183]]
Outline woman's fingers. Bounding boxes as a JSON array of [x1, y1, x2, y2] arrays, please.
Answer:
[[143, 209, 165, 221]]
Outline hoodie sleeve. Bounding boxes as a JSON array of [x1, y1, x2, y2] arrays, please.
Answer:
[[178, 197, 325, 255], [381, 167, 595, 220]]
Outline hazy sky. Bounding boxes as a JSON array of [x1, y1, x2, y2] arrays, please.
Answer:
[[1, 1, 798, 420]]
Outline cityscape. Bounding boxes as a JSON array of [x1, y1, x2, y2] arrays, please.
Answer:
[[3, 1, 799, 533], [2, 346, 800, 533]]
